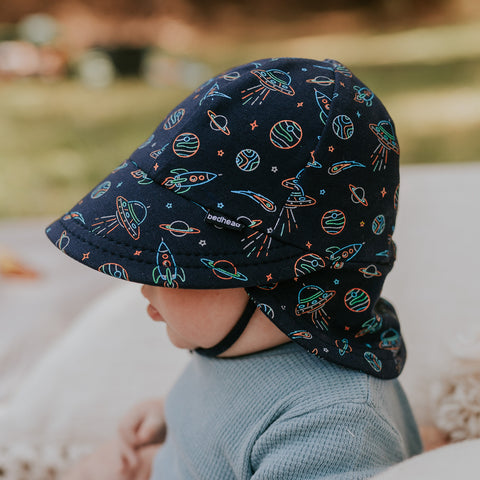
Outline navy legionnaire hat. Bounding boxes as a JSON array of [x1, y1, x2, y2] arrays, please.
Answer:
[[46, 57, 405, 379]]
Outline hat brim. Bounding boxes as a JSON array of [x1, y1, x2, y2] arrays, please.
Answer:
[[46, 159, 305, 289]]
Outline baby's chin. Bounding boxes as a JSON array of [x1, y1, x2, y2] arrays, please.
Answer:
[[165, 326, 197, 351]]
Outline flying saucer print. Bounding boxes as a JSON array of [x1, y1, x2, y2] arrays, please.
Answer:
[[200, 258, 248, 281], [349, 184, 368, 206], [91, 196, 147, 240], [207, 110, 231, 135], [358, 264, 382, 278], [159, 220, 201, 237], [295, 284, 335, 330], [241, 68, 295, 106], [369, 120, 400, 171]]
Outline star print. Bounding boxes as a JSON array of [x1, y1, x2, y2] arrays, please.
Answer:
[[380, 187, 387, 198], [153, 163, 159, 171], [134, 250, 142, 256], [166, 203, 173, 209], [199, 240, 206, 247], [82, 252, 90, 261], [217, 202, 224, 209], [250, 120, 258, 130], [333, 279, 340, 285], [266, 273, 273, 281], [319, 189, 326, 195], [297, 102, 304, 107], [271, 166, 278, 173], [306, 241, 312, 249], [360, 221, 365, 227], [328, 146, 335, 152], [217, 150, 224, 157], [345, 326, 350, 331], [356, 111, 361, 118]]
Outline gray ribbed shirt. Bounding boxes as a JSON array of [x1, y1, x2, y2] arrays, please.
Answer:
[[151, 343, 422, 479]]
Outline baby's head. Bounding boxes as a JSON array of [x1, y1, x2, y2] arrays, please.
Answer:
[[46, 57, 403, 378]]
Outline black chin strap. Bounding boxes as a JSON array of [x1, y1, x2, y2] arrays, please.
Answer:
[[195, 298, 257, 357]]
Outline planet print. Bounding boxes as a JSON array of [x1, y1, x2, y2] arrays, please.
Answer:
[[98, 263, 129, 281], [163, 108, 185, 130], [349, 184, 368, 206], [344, 288, 371, 312], [207, 110, 230, 135], [372, 214, 386, 235], [91, 181, 111, 199], [294, 253, 325, 277], [270, 120, 303, 149], [364, 352, 382, 372], [173, 133, 200, 158], [321, 209, 346, 235], [236, 149, 260, 172], [332, 115, 354, 140], [159, 220, 201, 237], [200, 258, 248, 282]]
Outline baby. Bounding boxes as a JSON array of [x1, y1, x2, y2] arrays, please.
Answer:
[[47, 57, 422, 479]]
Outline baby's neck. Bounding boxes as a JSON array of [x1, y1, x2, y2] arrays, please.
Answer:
[[219, 309, 291, 357]]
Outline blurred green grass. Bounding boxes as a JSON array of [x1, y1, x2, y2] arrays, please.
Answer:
[[1, 56, 479, 218]]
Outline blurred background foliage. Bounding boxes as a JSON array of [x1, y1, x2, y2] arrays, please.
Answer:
[[1, 0, 479, 218]]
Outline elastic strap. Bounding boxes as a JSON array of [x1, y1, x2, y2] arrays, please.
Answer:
[[195, 298, 257, 357]]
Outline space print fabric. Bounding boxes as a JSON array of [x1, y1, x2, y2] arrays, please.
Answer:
[[46, 57, 405, 379]]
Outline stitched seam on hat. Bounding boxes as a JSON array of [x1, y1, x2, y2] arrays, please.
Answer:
[[59, 219, 305, 268]]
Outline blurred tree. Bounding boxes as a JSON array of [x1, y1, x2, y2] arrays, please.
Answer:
[[0, 0, 450, 23]]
